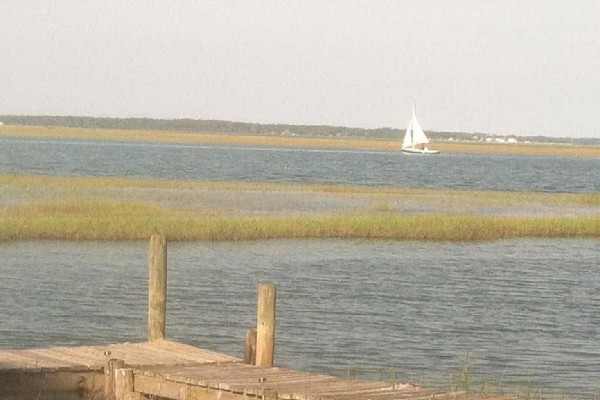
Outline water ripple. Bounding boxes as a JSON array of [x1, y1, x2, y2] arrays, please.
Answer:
[[1, 239, 599, 397]]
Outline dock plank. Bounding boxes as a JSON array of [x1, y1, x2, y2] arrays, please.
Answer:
[[0, 340, 238, 372], [150, 339, 238, 363], [0, 350, 49, 369], [8, 348, 81, 369], [140, 362, 445, 400], [1, 341, 478, 400]]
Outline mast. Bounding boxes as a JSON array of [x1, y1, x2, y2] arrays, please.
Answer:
[[412, 99, 416, 148], [413, 99, 417, 148]]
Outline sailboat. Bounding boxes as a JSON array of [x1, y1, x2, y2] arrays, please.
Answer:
[[401, 107, 440, 154]]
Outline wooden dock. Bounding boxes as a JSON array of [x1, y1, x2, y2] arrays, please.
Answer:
[[0, 339, 468, 400], [1, 236, 473, 400]]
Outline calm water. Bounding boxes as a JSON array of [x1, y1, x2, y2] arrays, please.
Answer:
[[1, 135, 599, 396], [1, 136, 599, 192], [1, 239, 599, 397]]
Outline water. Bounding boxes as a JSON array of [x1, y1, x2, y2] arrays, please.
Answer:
[[1, 135, 599, 396], [1, 239, 598, 397], [1, 136, 599, 192]]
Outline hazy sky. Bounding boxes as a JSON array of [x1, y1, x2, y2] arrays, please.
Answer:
[[1, 1, 599, 138]]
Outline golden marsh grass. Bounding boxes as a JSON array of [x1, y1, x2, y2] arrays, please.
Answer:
[[1, 174, 598, 242], [1, 199, 597, 242], [2, 173, 598, 207], [1, 124, 598, 157]]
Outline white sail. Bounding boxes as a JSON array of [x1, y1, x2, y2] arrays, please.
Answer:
[[402, 109, 429, 149], [400, 106, 439, 154], [410, 111, 429, 146], [402, 118, 414, 148]]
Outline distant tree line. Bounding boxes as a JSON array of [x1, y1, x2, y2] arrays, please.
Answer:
[[0, 115, 596, 145], [0, 115, 404, 139]]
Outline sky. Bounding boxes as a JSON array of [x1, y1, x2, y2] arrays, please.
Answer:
[[1, 1, 599, 138]]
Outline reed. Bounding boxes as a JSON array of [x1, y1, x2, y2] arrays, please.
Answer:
[[433, 141, 600, 158], [1, 174, 597, 242], [0, 199, 597, 242], [1, 173, 598, 207], [2, 125, 598, 157]]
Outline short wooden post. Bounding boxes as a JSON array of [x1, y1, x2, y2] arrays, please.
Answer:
[[255, 283, 276, 367], [114, 368, 134, 400], [104, 358, 126, 400], [244, 328, 257, 365], [148, 234, 167, 341]]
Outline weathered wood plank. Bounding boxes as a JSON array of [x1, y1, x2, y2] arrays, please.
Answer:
[[218, 372, 334, 388], [134, 343, 225, 365], [141, 362, 434, 400], [147, 340, 239, 363], [0, 350, 49, 369], [300, 381, 398, 396], [333, 388, 462, 400], [187, 385, 249, 400], [106, 343, 168, 365], [150, 364, 257, 381], [40, 347, 106, 367], [225, 377, 342, 398], [134, 374, 188, 400], [62, 344, 125, 364], [224, 375, 337, 392], [10, 349, 81, 368], [147, 362, 254, 378], [317, 388, 419, 399], [0, 341, 238, 374]]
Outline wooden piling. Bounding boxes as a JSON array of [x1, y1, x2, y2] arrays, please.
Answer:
[[104, 358, 126, 400], [255, 283, 276, 367], [243, 328, 257, 365], [148, 234, 167, 341], [114, 368, 134, 400]]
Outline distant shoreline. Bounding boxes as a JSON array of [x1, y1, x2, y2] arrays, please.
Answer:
[[1, 124, 599, 157]]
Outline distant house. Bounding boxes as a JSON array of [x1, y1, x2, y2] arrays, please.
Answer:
[[0, 121, 4, 125], [507, 137, 518, 144]]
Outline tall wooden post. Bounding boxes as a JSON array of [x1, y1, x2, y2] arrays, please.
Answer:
[[148, 234, 167, 341], [255, 283, 276, 367]]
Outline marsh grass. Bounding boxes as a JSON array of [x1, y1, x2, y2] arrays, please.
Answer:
[[2, 124, 598, 157], [0, 199, 597, 242], [0, 125, 394, 151], [434, 141, 600, 158], [1, 174, 597, 242], [2, 173, 598, 207]]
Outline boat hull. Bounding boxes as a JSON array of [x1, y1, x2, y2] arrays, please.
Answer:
[[401, 147, 440, 155]]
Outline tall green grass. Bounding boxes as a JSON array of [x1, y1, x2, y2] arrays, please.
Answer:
[[0, 200, 597, 242]]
